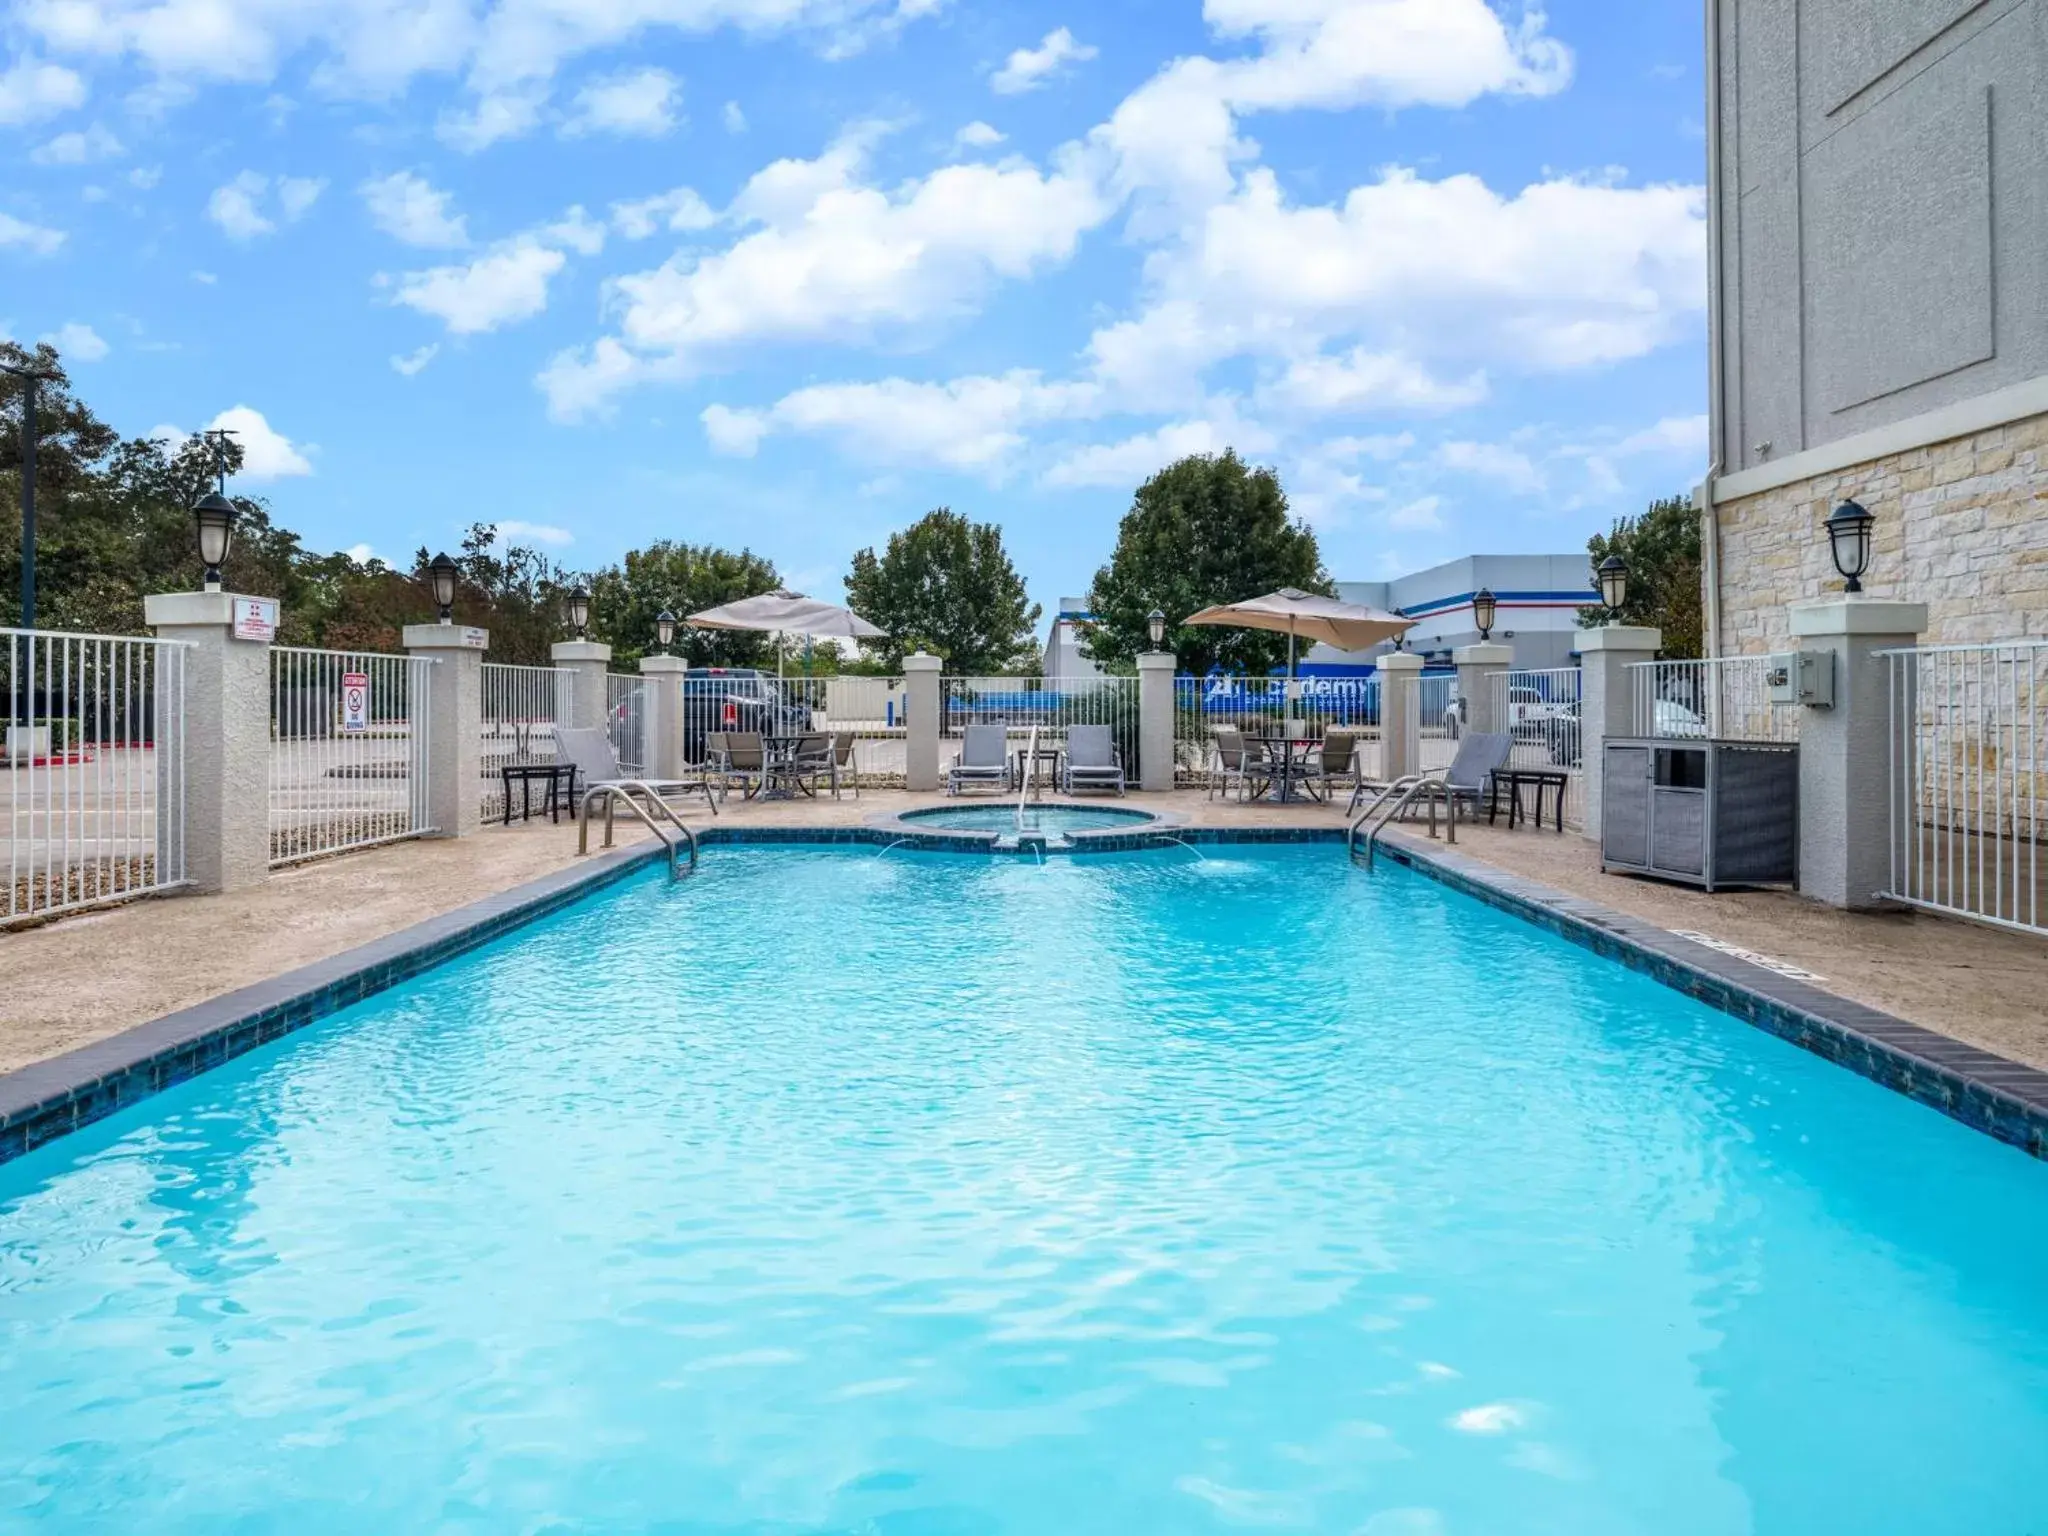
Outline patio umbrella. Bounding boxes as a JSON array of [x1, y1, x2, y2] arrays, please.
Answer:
[[1182, 587, 1414, 725], [687, 590, 886, 680]]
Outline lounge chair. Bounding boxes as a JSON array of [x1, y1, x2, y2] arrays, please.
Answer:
[[948, 723, 1015, 795], [554, 727, 717, 819], [1208, 727, 1271, 802], [1348, 731, 1511, 824], [1061, 724, 1126, 796], [708, 731, 769, 800]]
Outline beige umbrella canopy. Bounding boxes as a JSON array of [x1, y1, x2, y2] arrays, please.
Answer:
[[686, 590, 885, 642], [1182, 588, 1413, 658]]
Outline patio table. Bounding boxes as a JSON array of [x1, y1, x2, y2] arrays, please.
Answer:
[[1245, 734, 1324, 803], [1012, 745, 1064, 799]]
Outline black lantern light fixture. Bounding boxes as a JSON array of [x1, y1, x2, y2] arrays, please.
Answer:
[[1147, 608, 1166, 649], [565, 584, 591, 639], [1472, 587, 1497, 641], [1596, 554, 1629, 618], [1825, 500, 1876, 594], [192, 492, 239, 592], [427, 552, 459, 624], [655, 609, 677, 653]]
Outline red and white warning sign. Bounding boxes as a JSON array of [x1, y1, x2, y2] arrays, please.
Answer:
[[341, 672, 370, 733]]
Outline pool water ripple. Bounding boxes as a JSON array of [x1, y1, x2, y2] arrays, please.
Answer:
[[1, 846, 2046, 1533]]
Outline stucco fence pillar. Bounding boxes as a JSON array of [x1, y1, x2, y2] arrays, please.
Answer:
[[1789, 597, 1927, 909], [1574, 625, 1661, 844], [638, 653, 687, 781], [1452, 642, 1514, 737], [405, 623, 488, 837], [144, 590, 274, 894], [902, 652, 943, 792], [1137, 652, 1176, 792], [1376, 652, 1424, 783], [550, 640, 613, 735]]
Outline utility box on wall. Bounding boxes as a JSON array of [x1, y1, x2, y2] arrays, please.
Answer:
[[1601, 739, 1800, 892]]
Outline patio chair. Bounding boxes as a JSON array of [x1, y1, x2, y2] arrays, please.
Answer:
[[1208, 727, 1271, 802], [1061, 724, 1126, 796], [770, 732, 834, 797], [1348, 731, 1512, 825], [708, 731, 769, 801], [829, 730, 859, 799], [1311, 730, 1362, 803], [554, 727, 717, 819], [948, 724, 1014, 796]]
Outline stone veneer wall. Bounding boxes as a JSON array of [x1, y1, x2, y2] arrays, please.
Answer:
[[1713, 412, 2048, 656]]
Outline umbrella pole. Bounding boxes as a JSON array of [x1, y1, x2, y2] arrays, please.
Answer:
[[1287, 624, 1297, 737]]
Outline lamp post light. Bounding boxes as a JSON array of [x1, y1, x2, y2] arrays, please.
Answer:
[[1596, 555, 1629, 619], [1472, 587, 1497, 642], [1825, 500, 1876, 594], [191, 493, 239, 591], [427, 552, 459, 624], [565, 584, 591, 639], [1147, 608, 1166, 649], [655, 609, 677, 654]]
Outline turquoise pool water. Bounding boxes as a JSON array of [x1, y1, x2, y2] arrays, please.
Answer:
[[3, 847, 2046, 1533], [904, 803, 1156, 835]]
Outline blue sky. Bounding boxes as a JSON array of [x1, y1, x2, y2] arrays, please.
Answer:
[[2, 0, 1707, 615]]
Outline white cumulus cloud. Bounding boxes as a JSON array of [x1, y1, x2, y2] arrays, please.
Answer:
[[390, 343, 440, 376], [498, 519, 573, 546], [722, 99, 746, 133], [0, 59, 86, 126], [31, 124, 123, 165], [391, 240, 565, 334], [991, 27, 1096, 94], [207, 171, 323, 240], [610, 186, 716, 240], [955, 120, 1005, 150], [362, 171, 469, 248], [565, 67, 680, 137], [199, 405, 314, 480], [40, 322, 108, 362], [0, 213, 66, 256]]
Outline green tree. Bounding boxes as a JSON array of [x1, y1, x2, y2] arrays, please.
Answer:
[[587, 540, 781, 670], [1086, 450, 1331, 675], [846, 508, 1040, 673], [1580, 495, 1702, 659]]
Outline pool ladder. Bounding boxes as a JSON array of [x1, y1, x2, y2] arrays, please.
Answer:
[[577, 784, 702, 878], [1346, 775, 1455, 869]]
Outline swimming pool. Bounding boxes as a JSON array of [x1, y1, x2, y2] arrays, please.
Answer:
[[3, 846, 2045, 1531]]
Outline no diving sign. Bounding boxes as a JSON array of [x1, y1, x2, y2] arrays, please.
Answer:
[[341, 672, 370, 733]]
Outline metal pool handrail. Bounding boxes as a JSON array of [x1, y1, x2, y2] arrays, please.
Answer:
[[577, 783, 700, 877], [1347, 776, 1454, 868]]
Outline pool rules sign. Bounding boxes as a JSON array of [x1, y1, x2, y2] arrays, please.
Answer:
[[341, 672, 370, 734]]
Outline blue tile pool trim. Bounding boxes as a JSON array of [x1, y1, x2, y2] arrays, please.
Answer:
[[1375, 829, 2048, 1162], [4, 822, 2043, 1167]]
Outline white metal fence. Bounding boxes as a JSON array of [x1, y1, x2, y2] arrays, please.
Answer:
[[1881, 641, 2048, 936], [481, 664, 573, 823], [1172, 674, 1383, 784], [1490, 666, 1584, 825], [3, 627, 189, 926], [1630, 656, 1797, 742], [1417, 673, 1458, 772], [946, 675, 1139, 780], [606, 673, 645, 775], [770, 675, 907, 786], [270, 647, 436, 865]]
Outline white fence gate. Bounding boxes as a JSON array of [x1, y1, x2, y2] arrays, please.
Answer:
[[606, 673, 645, 775], [481, 664, 573, 823], [1881, 640, 2048, 936], [1490, 666, 1583, 825], [1630, 656, 1798, 742], [270, 647, 436, 865], [3, 627, 189, 926]]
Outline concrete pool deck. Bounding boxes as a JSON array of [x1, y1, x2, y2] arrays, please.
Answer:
[[4, 787, 2048, 1081]]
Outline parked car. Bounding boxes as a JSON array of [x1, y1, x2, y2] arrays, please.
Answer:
[[1540, 698, 1707, 766], [1443, 686, 1567, 739], [681, 669, 812, 762]]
